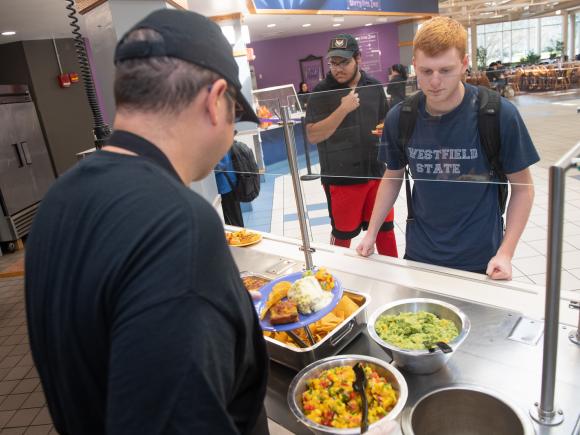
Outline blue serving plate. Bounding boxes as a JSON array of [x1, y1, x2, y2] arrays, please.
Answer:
[[255, 270, 343, 332]]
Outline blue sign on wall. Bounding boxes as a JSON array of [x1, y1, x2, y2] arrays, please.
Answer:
[[252, 0, 438, 13]]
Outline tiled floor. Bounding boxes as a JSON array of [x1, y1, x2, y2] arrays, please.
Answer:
[[248, 88, 580, 291]]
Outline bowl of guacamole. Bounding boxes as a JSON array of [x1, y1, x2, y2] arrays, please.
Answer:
[[367, 298, 470, 374]]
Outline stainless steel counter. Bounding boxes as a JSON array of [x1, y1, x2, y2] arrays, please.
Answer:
[[230, 237, 580, 435]]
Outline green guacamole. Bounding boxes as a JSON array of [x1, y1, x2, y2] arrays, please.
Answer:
[[375, 311, 459, 350]]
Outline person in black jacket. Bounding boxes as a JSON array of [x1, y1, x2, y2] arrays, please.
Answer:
[[305, 34, 397, 257], [25, 9, 269, 435], [387, 63, 407, 107]]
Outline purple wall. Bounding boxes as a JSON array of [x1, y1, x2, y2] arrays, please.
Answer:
[[249, 22, 400, 89]]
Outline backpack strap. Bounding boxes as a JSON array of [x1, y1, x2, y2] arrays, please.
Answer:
[[477, 86, 508, 214], [398, 92, 422, 221]]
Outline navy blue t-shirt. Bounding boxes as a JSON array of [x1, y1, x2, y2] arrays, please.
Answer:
[[380, 84, 539, 271]]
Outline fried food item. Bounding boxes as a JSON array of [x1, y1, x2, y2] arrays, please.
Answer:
[[226, 229, 261, 246], [270, 300, 299, 325], [260, 281, 292, 319], [264, 295, 360, 346], [371, 122, 384, 136], [241, 275, 270, 292]]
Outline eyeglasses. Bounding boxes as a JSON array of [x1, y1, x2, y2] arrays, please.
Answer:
[[208, 84, 244, 122], [328, 58, 353, 70], [224, 88, 245, 122]]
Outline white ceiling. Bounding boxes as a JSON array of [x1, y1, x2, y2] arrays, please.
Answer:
[[243, 14, 414, 42], [0, 0, 75, 43], [1, 0, 579, 46]]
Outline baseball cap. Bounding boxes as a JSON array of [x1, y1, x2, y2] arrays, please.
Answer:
[[114, 9, 259, 124], [327, 34, 359, 58]]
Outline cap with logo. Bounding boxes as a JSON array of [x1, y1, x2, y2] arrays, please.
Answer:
[[327, 34, 359, 59], [114, 9, 258, 124]]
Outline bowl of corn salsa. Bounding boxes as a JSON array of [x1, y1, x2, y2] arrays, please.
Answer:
[[288, 355, 408, 434], [367, 298, 471, 375]]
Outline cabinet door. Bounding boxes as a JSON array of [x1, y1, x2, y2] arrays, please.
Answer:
[[0, 102, 55, 215]]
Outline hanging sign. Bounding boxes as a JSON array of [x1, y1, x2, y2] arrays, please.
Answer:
[[250, 0, 438, 14]]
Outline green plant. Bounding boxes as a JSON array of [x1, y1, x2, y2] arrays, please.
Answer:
[[525, 51, 541, 64], [476, 47, 488, 70], [546, 40, 564, 59]]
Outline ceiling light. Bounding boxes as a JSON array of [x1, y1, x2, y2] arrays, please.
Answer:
[[555, 9, 561, 14], [267, 23, 276, 28], [1, 31, 16, 36], [333, 23, 342, 27], [302, 23, 311, 27], [364, 23, 373, 26]]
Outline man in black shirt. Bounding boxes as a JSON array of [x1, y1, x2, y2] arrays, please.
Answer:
[[305, 34, 397, 257], [25, 10, 268, 435]]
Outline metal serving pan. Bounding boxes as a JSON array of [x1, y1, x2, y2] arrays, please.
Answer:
[[264, 290, 370, 371]]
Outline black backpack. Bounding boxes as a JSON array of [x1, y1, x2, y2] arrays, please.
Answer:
[[226, 140, 261, 203], [398, 86, 508, 221]]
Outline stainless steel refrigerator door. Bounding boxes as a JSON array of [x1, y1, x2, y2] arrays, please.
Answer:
[[0, 102, 55, 215]]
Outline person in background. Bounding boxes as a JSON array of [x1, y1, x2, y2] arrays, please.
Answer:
[[298, 81, 310, 110], [25, 9, 269, 435], [357, 16, 539, 280], [305, 34, 398, 257], [215, 147, 244, 227], [387, 64, 408, 107]]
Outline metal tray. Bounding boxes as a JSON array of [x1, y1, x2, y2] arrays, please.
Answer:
[[264, 290, 370, 371]]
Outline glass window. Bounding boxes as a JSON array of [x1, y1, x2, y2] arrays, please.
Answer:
[[511, 29, 529, 62], [502, 30, 511, 61], [541, 16, 561, 26], [541, 22, 562, 57], [574, 13, 580, 54], [485, 23, 502, 32], [512, 19, 529, 30], [485, 31, 502, 62]]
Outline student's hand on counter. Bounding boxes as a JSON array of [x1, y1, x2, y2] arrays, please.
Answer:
[[486, 253, 512, 280], [367, 419, 398, 434], [356, 235, 376, 257], [340, 88, 360, 114]]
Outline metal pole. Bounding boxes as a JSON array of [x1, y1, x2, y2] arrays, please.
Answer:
[[281, 106, 314, 270], [299, 116, 320, 182], [569, 301, 579, 345], [530, 141, 580, 426], [530, 165, 565, 425]]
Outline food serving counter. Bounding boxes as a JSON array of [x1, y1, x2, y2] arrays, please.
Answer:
[[229, 232, 580, 435]]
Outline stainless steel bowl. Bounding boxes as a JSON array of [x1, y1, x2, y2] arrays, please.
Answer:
[[287, 354, 409, 435], [367, 298, 471, 375], [401, 385, 535, 435]]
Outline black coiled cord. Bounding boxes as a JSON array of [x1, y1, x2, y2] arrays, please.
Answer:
[[65, 0, 111, 148]]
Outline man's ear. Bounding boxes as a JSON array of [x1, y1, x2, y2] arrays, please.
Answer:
[[206, 79, 228, 126]]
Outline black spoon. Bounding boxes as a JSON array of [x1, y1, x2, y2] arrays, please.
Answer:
[[423, 341, 453, 354], [353, 363, 369, 434]]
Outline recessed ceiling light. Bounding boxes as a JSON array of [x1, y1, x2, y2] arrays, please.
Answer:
[[1, 31, 16, 36], [302, 23, 311, 27], [364, 23, 373, 26], [333, 23, 342, 27], [555, 9, 561, 14], [267, 23, 276, 28]]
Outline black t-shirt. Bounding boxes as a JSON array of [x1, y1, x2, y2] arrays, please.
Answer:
[[305, 71, 388, 185], [25, 133, 268, 435]]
